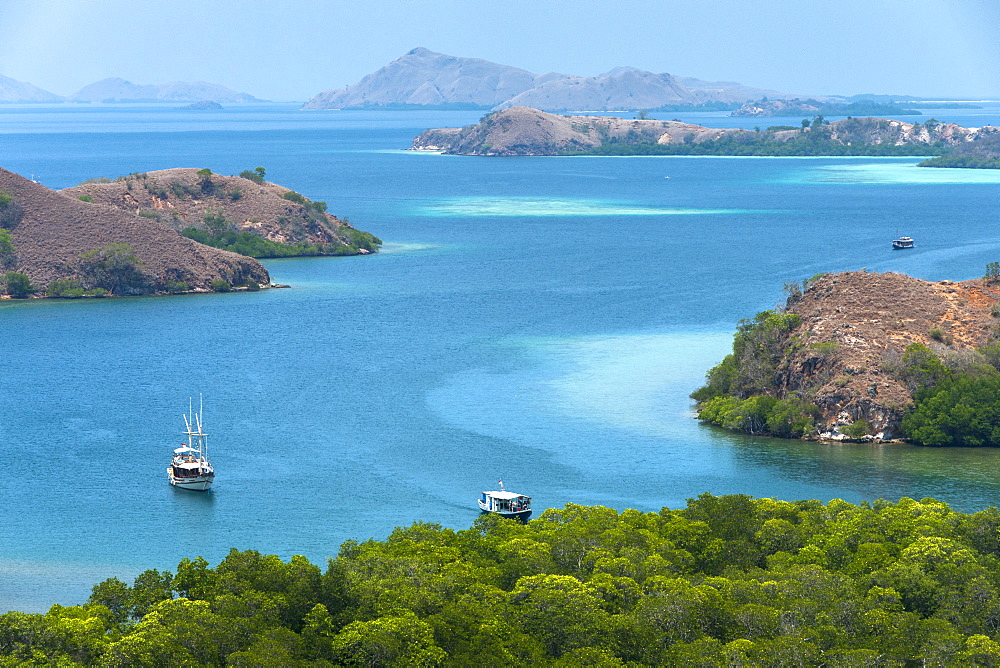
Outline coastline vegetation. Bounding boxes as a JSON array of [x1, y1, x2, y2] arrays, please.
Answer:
[[183, 207, 381, 258], [918, 154, 1000, 170], [895, 341, 1000, 447], [7, 496, 1000, 664], [568, 127, 949, 158], [690, 309, 820, 438], [182, 225, 379, 258]]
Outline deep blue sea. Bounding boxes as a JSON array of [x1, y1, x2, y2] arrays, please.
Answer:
[[3, 102, 1000, 612]]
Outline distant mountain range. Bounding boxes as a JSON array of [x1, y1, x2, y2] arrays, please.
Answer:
[[303, 47, 788, 112], [0, 74, 261, 103]]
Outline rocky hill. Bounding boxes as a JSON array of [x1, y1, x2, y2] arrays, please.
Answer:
[[411, 107, 985, 156], [303, 48, 786, 112], [69, 78, 261, 103], [0, 168, 268, 295], [61, 169, 380, 255], [494, 68, 781, 112], [0, 74, 63, 102], [709, 271, 1000, 440], [303, 48, 553, 110]]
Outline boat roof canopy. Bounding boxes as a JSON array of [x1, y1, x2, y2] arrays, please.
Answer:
[[174, 447, 198, 454], [484, 490, 527, 500]]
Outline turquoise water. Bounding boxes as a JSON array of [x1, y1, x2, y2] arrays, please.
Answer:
[[3, 104, 1000, 612]]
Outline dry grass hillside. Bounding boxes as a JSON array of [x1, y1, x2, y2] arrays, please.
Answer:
[[62, 169, 379, 254], [0, 167, 268, 295], [777, 271, 1000, 437]]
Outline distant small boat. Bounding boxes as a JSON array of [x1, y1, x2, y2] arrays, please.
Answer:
[[167, 397, 214, 491], [892, 236, 914, 250], [479, 480, 531, 521]]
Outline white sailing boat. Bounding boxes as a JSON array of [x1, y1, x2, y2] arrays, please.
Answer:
[[167, 397, 215, 491]]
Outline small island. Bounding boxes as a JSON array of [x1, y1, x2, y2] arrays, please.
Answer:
[[0, 165, 382, 300], [411, 106, 1000, 167], [181, 100, 223, 110], [0, 167, 268, 299], [691, 269, 1000, 445]]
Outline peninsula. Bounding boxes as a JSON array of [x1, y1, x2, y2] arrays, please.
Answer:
[[0, 167, 268, 298], [410, 106, 999, 164], [692, 270, 1000, 445]]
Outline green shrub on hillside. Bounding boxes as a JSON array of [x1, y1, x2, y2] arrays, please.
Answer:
[[841, 419, 871, 440], [238, 166, 266, 183], [46, 278, 86, 298], [183, 227, 324, 258], [692, 310, 801, 402], [3, 271, 34, 298], [698, 395, 818, 437], [0, 229, 14, 268], [76, 243, 148, 295], [903, 374, 1000, 446], [282, 190, 307, 205], [691, 309, 819, 438]]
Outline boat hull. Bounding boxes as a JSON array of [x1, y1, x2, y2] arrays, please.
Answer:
[[478, 502, 531, 522], [167, 468, 214, 491]]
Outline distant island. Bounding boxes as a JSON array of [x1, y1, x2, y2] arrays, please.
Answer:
[[692, 270, 1000, 446], [68, 78, 261, 103], [409, 106, 1000, 161], [303, 47, 788, 112], [181, 100, 224, 110], [0, 73, 263, 103]]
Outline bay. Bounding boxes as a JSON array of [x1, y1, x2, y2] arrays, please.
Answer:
[[2, 103, 1000, 612]]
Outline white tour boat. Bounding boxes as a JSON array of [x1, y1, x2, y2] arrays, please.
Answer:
[[167, 398, 215, 491], [478, 480, 531, 521]]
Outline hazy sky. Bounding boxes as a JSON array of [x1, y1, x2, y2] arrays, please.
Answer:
[[0, 0, 997, 101]]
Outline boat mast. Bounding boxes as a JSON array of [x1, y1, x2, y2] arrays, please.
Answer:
[[198, 394, 208, 461]]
